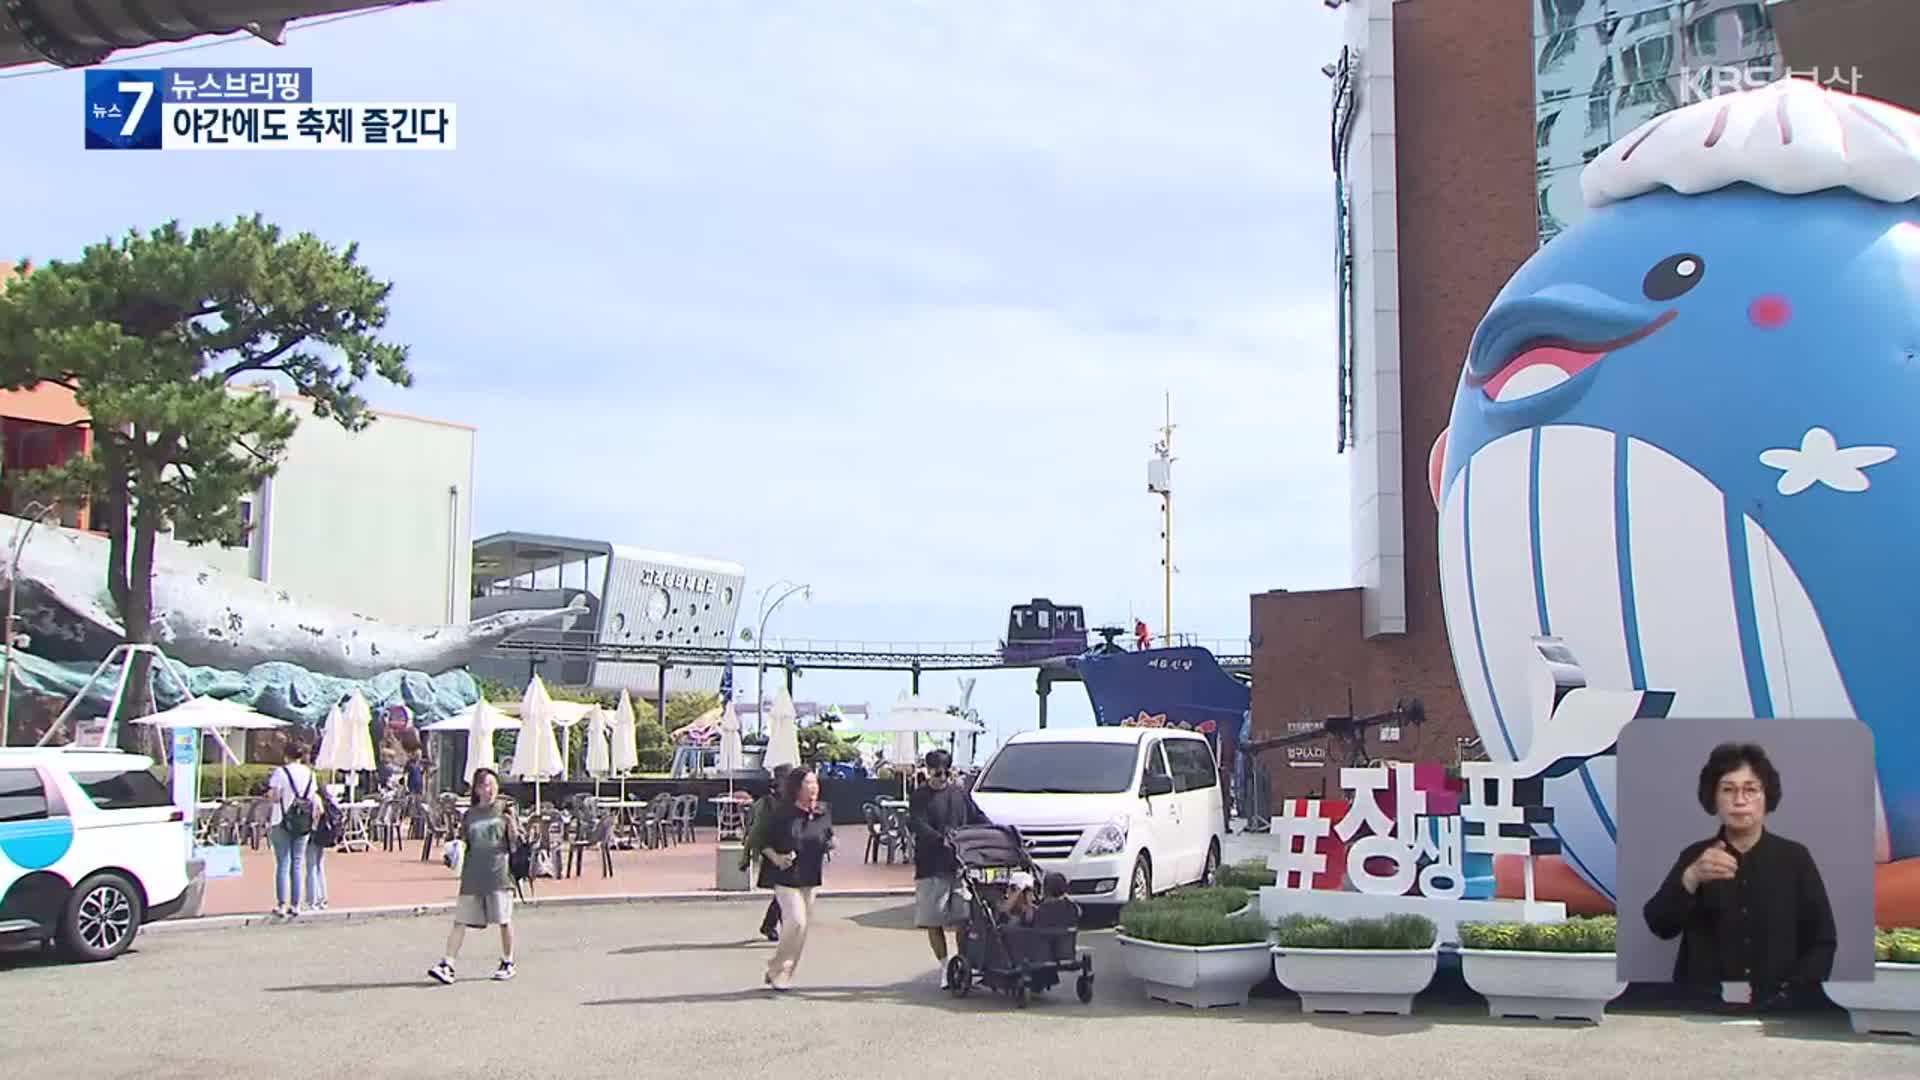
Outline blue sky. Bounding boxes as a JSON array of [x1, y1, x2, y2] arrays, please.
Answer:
[[0, 0, 1348, 744]]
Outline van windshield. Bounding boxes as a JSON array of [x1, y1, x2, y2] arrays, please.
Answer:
[[976, 743, 1137, 794]]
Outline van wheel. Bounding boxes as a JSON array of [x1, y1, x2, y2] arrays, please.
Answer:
[[1199, 841, 1221, 887], [1128, 853, 1152, 903], [60, 873, 142, 962]]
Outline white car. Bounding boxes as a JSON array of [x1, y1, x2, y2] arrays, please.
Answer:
[[0, 747, 202, 961], [969, 727, 1224, 909]]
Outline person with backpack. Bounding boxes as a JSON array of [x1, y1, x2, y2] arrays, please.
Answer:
[[305, 784, 342, 912], [741, 764, 792, 942], [267, 741, 321, 919], [429, 766, 520, 984]]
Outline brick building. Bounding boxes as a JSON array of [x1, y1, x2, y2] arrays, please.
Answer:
[[1251, 0, 1920, 801]]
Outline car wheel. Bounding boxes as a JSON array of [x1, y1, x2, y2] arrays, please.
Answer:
[[60, 873, 142, 962], [1128, 852, 1152, 903], [1199, 841, 1221, 887]]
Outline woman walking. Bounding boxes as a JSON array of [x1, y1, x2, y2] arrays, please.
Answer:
[[760, 767, 834, 991], [428, 767, 520, 984], [267, 741, 320, 919]]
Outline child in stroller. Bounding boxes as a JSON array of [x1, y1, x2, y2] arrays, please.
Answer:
[[944, 824, 1094, 1007]]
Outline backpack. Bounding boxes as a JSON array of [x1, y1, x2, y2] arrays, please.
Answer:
[[508, 840, 533, 882], [310, 794, 341, 848], [280, 766, 316, 837]]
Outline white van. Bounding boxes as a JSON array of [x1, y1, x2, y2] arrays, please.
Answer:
[[0, 748, 200, 961], [969, 727, 1224, 909]]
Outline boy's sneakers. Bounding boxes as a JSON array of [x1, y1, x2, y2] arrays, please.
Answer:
[[428, 960, 455, 985], [492, 960, 516, 982]]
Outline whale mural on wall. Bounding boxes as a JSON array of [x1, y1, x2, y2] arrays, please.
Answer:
[[2, 512, 585, 680], [1429, 78, 1920, 906]]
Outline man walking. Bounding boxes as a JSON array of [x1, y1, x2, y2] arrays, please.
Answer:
[[907, 749, 984, 987], [743, 764, 792, 942]]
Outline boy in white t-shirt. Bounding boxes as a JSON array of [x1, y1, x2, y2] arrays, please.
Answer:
[[266, 742, 320, 919]]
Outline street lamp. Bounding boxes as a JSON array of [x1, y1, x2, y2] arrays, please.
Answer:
[[3, 500, 63, 746], [743, 581, 810, 736]]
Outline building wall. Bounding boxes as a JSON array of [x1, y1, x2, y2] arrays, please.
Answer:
[[593, 547, 747, 697], [1534, 1, 1779, 245], [1340, 0, 1408, 639], [258, 397, 475, 625], [1251, 0, 1539, 799]]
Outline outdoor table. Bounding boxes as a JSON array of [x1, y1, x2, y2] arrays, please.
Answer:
[[338, 799, 380, 852], [709, 794, 751, 842], [609, 800, 649, 849]]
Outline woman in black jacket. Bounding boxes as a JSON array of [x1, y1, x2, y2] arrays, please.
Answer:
[[760, 767, 834, 991], [1643, 742, 1836, 1010]]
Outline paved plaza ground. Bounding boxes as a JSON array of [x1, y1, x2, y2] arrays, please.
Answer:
[[2, 897, 1912, 1080], [201, 825, 909, 915]]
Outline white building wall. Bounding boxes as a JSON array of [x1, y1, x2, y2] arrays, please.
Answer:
[[255, 398, 475, 626], [1344, 0, 1407, 637], [592, 547, 747, 697]]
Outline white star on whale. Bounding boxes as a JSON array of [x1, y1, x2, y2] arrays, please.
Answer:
[[1759, 427, 1897, 495]]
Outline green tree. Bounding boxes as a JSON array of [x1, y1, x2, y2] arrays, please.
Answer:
[[0, 216, 411, 747]]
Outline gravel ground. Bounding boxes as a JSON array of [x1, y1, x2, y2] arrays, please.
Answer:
[[1, 898, 1911, 1080]]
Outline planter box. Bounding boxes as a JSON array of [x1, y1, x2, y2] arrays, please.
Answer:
[[714, 844, 750, 892], [1271, 946, 1438, 1016], [1825, 963, 1920, 1037], [1115, 935, 1272, 1009], [1458, 949, 1625, 1023]]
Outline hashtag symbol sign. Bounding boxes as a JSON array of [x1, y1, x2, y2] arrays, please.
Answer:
[[1268, 799, 1333, 890]]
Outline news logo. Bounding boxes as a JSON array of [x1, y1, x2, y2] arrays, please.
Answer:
[[83, 67, 455, 151], [84, 69, 163, 150]]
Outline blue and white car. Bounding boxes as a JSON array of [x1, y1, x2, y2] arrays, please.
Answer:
[[0, 747, 202, 961]]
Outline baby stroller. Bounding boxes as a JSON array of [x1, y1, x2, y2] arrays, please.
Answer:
[[943, 824, 1094, 1007]]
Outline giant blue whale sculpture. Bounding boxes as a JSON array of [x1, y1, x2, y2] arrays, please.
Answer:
[[1429, 78, 1920, 902]]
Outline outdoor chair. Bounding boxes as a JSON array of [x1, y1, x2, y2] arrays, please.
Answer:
[[862, 802, 898, 864], [882, 806, 915, 864], [374, 798, 407, 852], [566, 814, 616, 879], [640, 799, 673, 849], [243, 799, 272, 849], [672, 794, 698, 843], [419, 801, 457, 864], [209, 801, 245, 847]]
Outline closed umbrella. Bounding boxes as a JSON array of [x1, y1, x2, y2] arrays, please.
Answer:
[[610, 689, 640, 803], [586, 707, 613, 800], [454, 697, 514, 784], [315, 692, 379, 802], [764, 689, 802, 771], [514, 676, 565, 809]]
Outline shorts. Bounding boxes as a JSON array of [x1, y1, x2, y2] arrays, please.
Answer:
[[914, 875, 968, 928], [454, 891, 513, 928]]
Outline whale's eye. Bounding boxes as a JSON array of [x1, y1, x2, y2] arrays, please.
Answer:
[[1643, 253, 1705, 301]]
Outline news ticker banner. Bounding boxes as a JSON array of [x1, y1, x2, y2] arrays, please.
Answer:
[[84, 67, 456, 150]]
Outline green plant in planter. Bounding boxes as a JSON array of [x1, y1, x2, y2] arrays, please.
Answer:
[[1216, 859, 1277, 889], [1873, 927, 1920, 963], [1458, 916, 1618, 953], [1121, 885, 1251, 924], [1272, 913, 1437, 950], [1123, 905, 1270, 948]]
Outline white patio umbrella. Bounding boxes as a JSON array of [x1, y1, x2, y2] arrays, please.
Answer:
[[586, 707, 613, 799], [610, 690, 640, 801], [764, 689, 802, 771], [133, 695, 288, 798], [610, 691, 641, 795], [546, 699, 597, 779], [513, 676, 565, 808], [315, 691, 379, 801], [428, 696, 516, 784]]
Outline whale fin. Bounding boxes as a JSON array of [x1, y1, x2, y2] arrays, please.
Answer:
[[32, 575, 126, 639]]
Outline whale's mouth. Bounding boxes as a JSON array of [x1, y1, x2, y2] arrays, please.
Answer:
[[1480, 311, 1676, 403]]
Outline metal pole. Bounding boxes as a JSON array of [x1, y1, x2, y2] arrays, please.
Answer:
[[3, 501, 60, 746], [753, 582, 810, 735], [1161, 394, 1174, 645]]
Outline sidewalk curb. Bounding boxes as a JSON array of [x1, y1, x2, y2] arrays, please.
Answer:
[[148, 887, 917, 935]]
